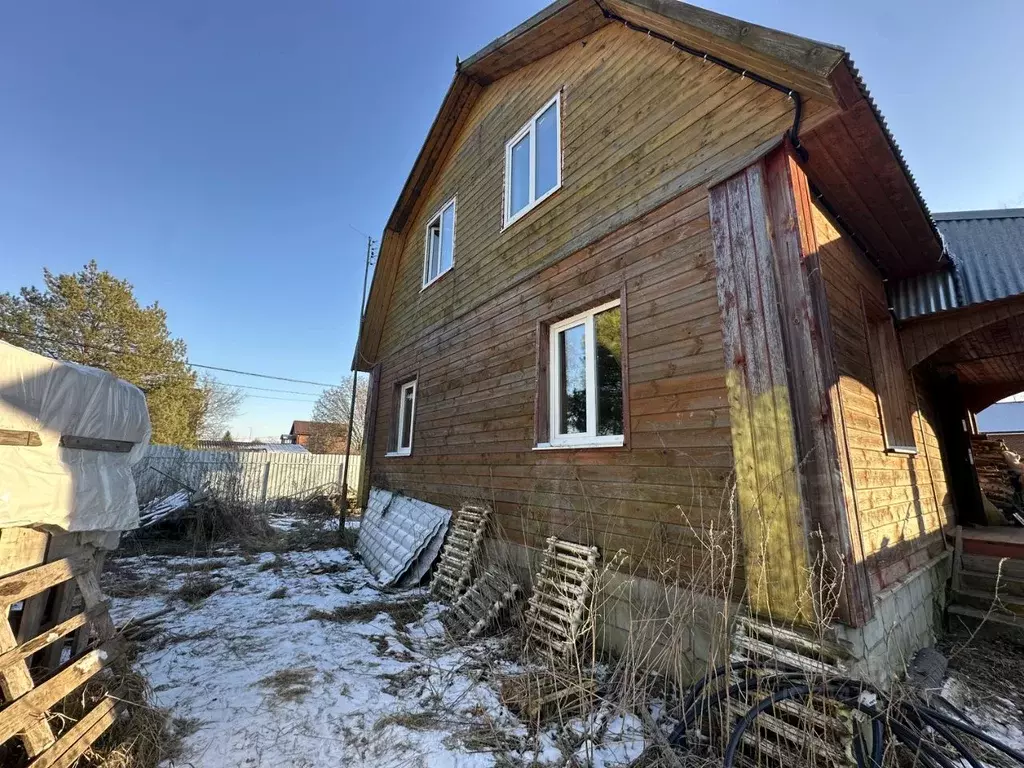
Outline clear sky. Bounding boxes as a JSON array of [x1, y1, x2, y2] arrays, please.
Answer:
[[2, 0, 1022, 439]]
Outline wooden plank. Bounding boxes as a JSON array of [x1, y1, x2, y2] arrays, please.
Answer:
[[0, 609, 101, 672], [58, 435, 133, 453], [0, 429, 42, 447], [0, 528, 51, 645], [27, 697, 118, 768], [40, 536, 83, 672], [0, 557, 91, 608], [0, 642, 118, 746], [709, 164, 810, 624], [763, 146, 871, 625], [0, 618, 56, 754]]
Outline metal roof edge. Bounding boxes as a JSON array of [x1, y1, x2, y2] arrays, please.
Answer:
[[933, 208, 1024, 222]]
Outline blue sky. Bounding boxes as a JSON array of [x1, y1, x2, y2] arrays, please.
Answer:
[[2, 0, 1022, 438]]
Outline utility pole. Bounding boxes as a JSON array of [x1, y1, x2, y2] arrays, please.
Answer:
[[339, 235, 375, 536]]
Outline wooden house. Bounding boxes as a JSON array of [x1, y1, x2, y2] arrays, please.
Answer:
[[354, 0, 1024, 680]]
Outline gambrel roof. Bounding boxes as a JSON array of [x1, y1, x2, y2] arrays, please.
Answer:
[[355, 0, 944, 370]]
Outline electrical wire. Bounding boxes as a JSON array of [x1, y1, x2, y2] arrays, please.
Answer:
[[1, 328, 338, 388]]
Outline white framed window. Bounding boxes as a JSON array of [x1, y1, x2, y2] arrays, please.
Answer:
[[423, 197, 456, 288], [542, 298, 623, 449], [504, 92, 561, 228], [387, 379, 417, 457]]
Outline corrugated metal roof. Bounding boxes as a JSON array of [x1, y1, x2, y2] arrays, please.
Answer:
[[891, 268, 959, 320], [891, 209, 1024, 320], [935, 209, 1024, 307]]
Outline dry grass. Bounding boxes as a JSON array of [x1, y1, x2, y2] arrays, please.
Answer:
[[268, 586, 288, 599], [257, 667, 316, 704], [373, 711, 439, 732], [306, 598, 426, 627], [174, 574, 223, 604]]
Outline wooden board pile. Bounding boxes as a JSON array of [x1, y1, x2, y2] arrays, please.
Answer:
[[971, 434, 1021, 512], [430, 505, 490, 603], [0, 547, 120, 768], [500, 669, 598, 724], [524, 537, 600, 664]]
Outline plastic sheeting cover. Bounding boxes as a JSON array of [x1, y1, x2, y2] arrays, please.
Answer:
[[357, 488, 451, 587], [0, 340, 151, 533]]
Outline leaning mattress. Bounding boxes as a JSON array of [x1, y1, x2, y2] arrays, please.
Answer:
[[357, 488, 451, 587]]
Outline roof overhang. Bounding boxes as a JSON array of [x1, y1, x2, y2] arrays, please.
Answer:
[[354, 0, 943, 370]]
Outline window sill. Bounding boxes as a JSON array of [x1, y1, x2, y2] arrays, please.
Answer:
[[503, 183, 561, 231], [385, 450, 412, 458], [421, 266, 453, 292], [534, 436, 624, 451], [885, 446, 918, 456]]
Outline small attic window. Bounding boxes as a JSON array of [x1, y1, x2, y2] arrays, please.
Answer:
[[504, 92, 561, 228], [423, 198, 455, 288]]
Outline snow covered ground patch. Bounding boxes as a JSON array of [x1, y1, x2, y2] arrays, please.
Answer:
[[104, 544, 648, 768]]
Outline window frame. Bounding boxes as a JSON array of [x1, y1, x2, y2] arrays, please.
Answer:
[[862, 296, 918, 455], [538, 297, 625, 450], [386, 378, 417, 457], [503, 91, 562, 229], [422, 197, 456, 289]]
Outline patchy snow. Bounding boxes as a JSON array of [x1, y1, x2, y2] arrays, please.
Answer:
[[941, 673, 1024, 755], [105, 542, 650, 768]]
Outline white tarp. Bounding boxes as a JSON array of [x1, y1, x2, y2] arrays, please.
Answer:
[[357, 488, 451, 587], [0, 340, 151, 533]]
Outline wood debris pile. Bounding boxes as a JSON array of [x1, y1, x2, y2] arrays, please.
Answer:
[[442, 569, 521, 639], [970, 434, 1023, 513]]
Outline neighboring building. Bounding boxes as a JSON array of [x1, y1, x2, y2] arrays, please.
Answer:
[[284, 421, 348, 454], [353, 0, 1024, 683]]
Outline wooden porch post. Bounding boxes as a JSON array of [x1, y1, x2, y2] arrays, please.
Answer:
[[709, 145, 872, 627]]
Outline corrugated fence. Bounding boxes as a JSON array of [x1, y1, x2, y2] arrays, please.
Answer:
[[135, 446, 362, 507]]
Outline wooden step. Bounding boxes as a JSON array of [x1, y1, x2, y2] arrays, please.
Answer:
[[960, 569, 1024, 597], [948, 604, 1024, 630], [962, 553, 1024, 580], [953, 588, 1024, 617]]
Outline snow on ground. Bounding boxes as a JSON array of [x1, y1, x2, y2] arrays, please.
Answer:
[[104, 542, 647, 768]]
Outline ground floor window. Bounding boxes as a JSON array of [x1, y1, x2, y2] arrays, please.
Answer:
[[539, 297, 624, 449], [387, 378, 417, 456]]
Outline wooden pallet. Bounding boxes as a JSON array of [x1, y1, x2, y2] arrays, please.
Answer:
[[725, 616, 857, 768], [430, 505, 490, 604], [442, 569, 521, 639], [0, 532, 120, 768], [524, 537, 600, 664]]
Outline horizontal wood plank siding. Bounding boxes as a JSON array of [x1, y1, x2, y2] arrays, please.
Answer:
[[814, 204, 954, 593], [372, 189, 737, 579], [376, 22, 834, 363]]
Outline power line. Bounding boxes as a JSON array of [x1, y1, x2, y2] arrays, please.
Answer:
[[1, 329, 339, 388], [228, 383, 330, 397], [243, 394, 320, 403]]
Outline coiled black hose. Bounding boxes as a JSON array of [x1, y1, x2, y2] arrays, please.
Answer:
[[668, 662, 1024, 768]]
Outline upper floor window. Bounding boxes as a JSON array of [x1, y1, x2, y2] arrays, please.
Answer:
[[423, 198, 455, 288], [541, 298, 624, 449], [504, 92, 561, 228]]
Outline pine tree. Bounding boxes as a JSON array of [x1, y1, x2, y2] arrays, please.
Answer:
[[0, 261, 206, 446]]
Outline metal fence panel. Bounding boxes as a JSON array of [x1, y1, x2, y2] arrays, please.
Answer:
[[134, 446, 361, 506]]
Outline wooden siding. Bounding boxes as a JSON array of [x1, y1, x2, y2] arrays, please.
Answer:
[[375, 21, 834, 362], [814, 205, 954, 593], [708, 163, 809, 624], [371, 188, 737, 580]]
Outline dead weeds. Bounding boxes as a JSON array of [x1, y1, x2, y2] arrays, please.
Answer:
[[373, 711, 439, 732], [257, 667, 316, 704], [305, 598, 425, 627], [174, 575, 223, 605], [268, 586, 288, 599]]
